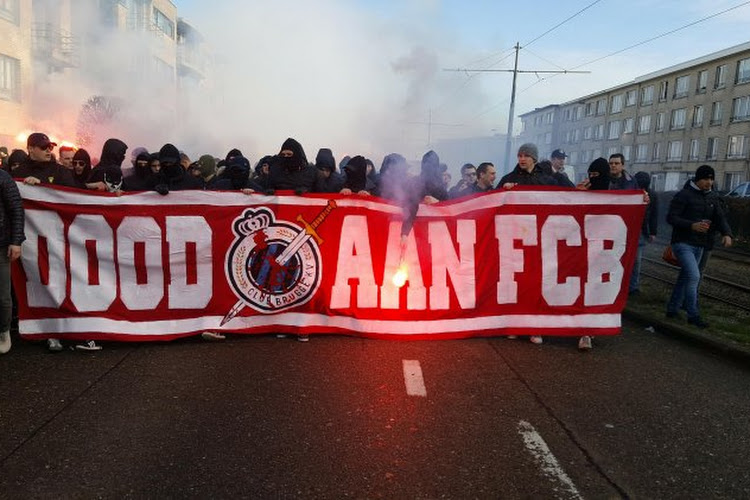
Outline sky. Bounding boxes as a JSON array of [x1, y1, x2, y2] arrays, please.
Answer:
[[99, 1, 750, 166]]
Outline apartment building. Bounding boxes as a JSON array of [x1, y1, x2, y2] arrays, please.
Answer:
[[0, 0, 209, 149], [519, 42, 750, 192]]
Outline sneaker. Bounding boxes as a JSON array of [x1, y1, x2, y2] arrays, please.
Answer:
[[201, 331, 226, 341], [47, 338, 63, 352], [578, 335, 592, 351], [275, 334, 288, 339], [507, 335, 518, 340], [297, 334, 310, 342], [529, 336, 543, 345], [687, 317, 709, 329], [75, 340, 102, 351], [0, 330, 10, 354]]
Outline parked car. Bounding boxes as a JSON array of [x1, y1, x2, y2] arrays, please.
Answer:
[[724, 182, 750, 198]]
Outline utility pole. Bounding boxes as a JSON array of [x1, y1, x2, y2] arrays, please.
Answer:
[[402, 108, 463, 148], [445, 43, 589, 170]]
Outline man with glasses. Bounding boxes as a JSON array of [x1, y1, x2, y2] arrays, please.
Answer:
[[13, 133, 75, 187], [448, 163, 477, 198]]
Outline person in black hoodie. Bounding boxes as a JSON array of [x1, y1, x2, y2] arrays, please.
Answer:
[[267, 138, 316, 194], [341, 155, 371, 195], [70, 149, 92, 189], [313, 148, 344, 193], [13, 133, 74, 187], [375, 153, 410, 202], [87, 138, 127, 192], [401, 150, 448, 237], [252, 156, 273, 190], [219, 155, 262, 192], [5, 150, 28, 174], [153, 143, 203, 194], [0, 165, 24, 354], [123, 151, 158, 191], [666, 165, 732, 328]]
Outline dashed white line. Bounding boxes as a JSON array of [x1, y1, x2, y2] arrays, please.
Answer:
[[518, 420, 582, 499], [402, 360, 427, 397]]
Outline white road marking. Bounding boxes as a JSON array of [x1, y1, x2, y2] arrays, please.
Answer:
[[402, 360, 427, 397], [517, 420, 582, 499]]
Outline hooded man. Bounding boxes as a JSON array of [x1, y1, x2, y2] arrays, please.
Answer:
[[123, 151, 158, 191], [71, 149, 92, 189], [5, 150, 28, 173], [313, 148, 344, 193], [87, 138, 128, 191], [341, 155, 370, 194], [498, 143, 554, 189], [375, 153, 410, 201], [153, 143, 203, 194], [585, 157, 611, 191], [13, 132, 75, 187], [401, 150, 449, 237], [267, 137, 316, 194], [629, 171, 659, 296]]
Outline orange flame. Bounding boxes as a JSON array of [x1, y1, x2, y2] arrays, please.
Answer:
[[392, 264, 408, 288]]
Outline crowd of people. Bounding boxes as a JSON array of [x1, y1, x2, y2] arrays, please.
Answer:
[[0, 132, 733, 354]]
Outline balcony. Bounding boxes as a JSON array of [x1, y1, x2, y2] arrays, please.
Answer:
[[176, 44, 206, 79], [31, 23, 78, 69]]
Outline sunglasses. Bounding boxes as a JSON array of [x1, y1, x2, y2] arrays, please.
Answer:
[[36, 144, 54, 151], [72, 160, 86, 166]]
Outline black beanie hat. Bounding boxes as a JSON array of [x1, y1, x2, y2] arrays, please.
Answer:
[[695, 164, 715, 181]]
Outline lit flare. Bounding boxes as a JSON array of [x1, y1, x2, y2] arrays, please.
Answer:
[[392, 264, 408, 288]]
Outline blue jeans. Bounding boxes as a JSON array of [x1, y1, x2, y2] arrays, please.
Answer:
[[667, 242, 704, 319], [629, 234, 647, 293]]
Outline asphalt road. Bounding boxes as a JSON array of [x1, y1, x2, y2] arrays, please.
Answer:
[[1, 320, 749, 499]]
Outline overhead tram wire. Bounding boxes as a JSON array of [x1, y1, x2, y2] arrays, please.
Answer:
[[470, 0, 750, 123], [523, 0, 605, 48]]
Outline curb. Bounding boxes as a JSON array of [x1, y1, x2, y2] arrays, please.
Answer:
[[624, 308, 750, 365]]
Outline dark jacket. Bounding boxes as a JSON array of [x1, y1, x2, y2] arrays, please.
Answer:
[[0, 169, 25, 247], [71, 149, 92, 189], [497, 164, 555, 187], [668, 182, 732, 247], [609, 170, 638, 190], [552, 171, 575, 188], [88, 138, 128, 184], [12, 159, 75, 187], [402, 151, 449, 235], [268, 139, 317, 193], [122, 152, 158, 191]]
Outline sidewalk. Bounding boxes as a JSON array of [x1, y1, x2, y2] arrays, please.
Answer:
[[623, 307, 750, 365]]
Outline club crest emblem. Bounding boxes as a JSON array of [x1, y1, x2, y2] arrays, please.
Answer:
[[222, 200, 336, 324]]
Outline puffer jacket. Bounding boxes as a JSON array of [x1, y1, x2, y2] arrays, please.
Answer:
[[0, 169, 25, 247]]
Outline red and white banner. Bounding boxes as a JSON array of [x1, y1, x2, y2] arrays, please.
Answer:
[[14, 184, 645, 341]]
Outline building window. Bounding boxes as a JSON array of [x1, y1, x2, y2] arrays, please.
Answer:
[[674, 75, 689, 98], [0, 0, 20, 24], [544, 112, 554, 124], [637, 115, 651, 134], [727, 135, 746, 158], [715, 64, 727, 89], [623, 117, 634, 134], [697, 70, 708, 93], [153, 7, 175, 39], [737, 58, 750, 85], [636, 144, 648, 161], [625, 89, 637, 107], [622, 145, 632, 162], [0, 54, 20, 102], [595, 123, 605, 140], [692, 105, 704, 127], [606, 146, 619, 158], [659, 81, 669, 101], [583, 126, 592, 140], [655, 112, 665, 132], [596, 98, 606, 116], [607, 121, 621, 139], [572, 129, 581, 143], [544, 132, 552, 144], [641, 85, 654, 106], [652, 142, 662, 162], [710, 101, 723, 125], [585, 102, 594, 117], [574, 106, 583, 120], [610, 94, 623, 113], [689, 139, 700, 160], [670, 108, 686, 130], [731, 96, 750, 122], [593, 148, 602, 159], [569, 151, 579, 164], [706, 137, 718, 160], [667, 141, 682, 161]]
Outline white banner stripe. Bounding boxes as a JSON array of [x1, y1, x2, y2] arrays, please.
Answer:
[[19, 313, 620, 336], [17, 184, 643, 215]]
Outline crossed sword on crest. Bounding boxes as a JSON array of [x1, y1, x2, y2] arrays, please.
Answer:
[[220, 199, 337, 326]]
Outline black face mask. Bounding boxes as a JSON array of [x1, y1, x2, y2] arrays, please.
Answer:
[[282, 155, 300, 170]]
